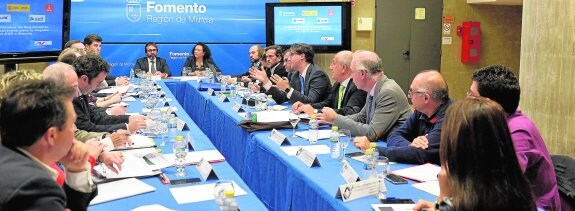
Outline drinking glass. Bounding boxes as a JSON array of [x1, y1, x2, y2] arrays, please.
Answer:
[[214, 180, 235, 209], [339, 129, 351, 162], [135, 68, 143, 78], [375, 156, 390, 199], [172, 137, 189, 177], [288, 112, 300, 137], [158, 122, 168, 146]]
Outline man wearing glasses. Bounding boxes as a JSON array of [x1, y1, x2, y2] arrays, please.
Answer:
[[319, 50, 411, 143], [355, 70, 451, 164], [134, 42, 171, 78]]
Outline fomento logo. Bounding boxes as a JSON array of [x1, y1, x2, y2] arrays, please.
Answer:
[[29, 15, 45, 22], [126, 0, 141, 22], [169, 51, 189, 59], [34, 41, 53, 46]]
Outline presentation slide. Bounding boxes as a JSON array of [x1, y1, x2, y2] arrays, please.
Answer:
[[103, 44, 253, 77], [273, 6, 342, 46], [0, 1, 64, 53], [70, 0, 270, 43]]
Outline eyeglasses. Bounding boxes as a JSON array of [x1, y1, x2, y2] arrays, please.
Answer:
[[407, 90, 426, 98], [146, 49, 158, 52]]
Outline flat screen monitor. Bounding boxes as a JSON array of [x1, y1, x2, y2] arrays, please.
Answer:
[[266, 2, 351, 53], [0, 0, 70, 65]]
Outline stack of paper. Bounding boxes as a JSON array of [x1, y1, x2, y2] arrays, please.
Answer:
[[163, 150, 225, 165], [281, 145, 330, 156], [90, 178, 156, 205], [114, 135, 156, 150], [169, 181, 247, 204], [254, 110, 289, 122], [295, 130, 333, 140], [94, 154, 156, 179], [391, 163, 441, 182]]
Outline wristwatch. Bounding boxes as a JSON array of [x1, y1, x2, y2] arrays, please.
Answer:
[[284, 87, 291, 93], [436, 197, 454, 211]]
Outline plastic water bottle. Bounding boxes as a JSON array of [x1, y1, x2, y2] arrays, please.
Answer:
[[308, 115, 318, 144], [219, 190, 239, 211], [363, 149, 374, 179], [129, 68, 135, 80], [330, 126, 340, 158], [370, 142, 379, 158], [168, 114, 177, 139]]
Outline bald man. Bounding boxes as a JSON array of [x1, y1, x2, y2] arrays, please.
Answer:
[[356, 70, 452, 164]]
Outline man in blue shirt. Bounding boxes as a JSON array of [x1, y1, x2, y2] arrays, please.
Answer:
[[353, 70, 451, 164]]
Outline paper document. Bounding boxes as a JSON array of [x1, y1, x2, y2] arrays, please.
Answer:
[[122, 96, 137, 102], [98, 85, 134, 94], [180, 76, 199, 81], [412, 181, 440, 196], [94, 154, 156, 179], [117, 148, 171, 170], [296, 130, 333, 140], [114, 135, 156, 150], [281, 145, 330, 156], [271, 105, 287, 111], [132, 204, 175, 211], [163, 150, 225, 165], [108, 102, 129, 107], [371, 204, 416, 211], [90, 178, 156, 205], [142, 106, 178, 113], [169, 181, 247, 204], [391, 163, 441, 182], [141, 98, 172, 103], [254, 110, 289, 122]]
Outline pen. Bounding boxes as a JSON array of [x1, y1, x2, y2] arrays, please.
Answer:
[[159, 173, 170, 184]]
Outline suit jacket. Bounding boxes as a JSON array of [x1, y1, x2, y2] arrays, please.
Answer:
[[73, 94, 130, 132], [266, 64, 331, 104], [266, 62, 288, 80], [105, 75, 116, 86], [0, 146, 97, 211], [181, 57, 222, 75], [310, 79, 367, 116], [333, 75, 411, 141], [134, 56, 171, 76]]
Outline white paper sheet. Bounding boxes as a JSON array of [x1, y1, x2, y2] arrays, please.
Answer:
[[254, 110, 289, 122], [142, 106, 178, 113], [108, 102, 129, 107], [281, 145, 330, 156], [391, 163, 441, 182], [169, 181, 247, 204], [98, 85, 134, 94], [412, 181, 440, 196], [131, 204, 175, 211], [295, 130, 333, 140], [94, 154, 156, 179], [180, 76, 199, 81], [163, 150, 225, 165], [114, 135, 156, 150], [90, 178, 156, 205], [271, 105, 287, 111], [371, 204, 416, 211], [141, 98, 172, 103], [122, 96, 137, 102]]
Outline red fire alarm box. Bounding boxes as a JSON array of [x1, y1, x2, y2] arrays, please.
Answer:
[[456, 21, 480, 63]]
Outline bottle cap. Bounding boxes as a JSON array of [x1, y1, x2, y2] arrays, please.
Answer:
[[161, 110, 167, 114], [369, 143, 377, 148], [332, 126, 338, 131], [224, 189, 235, 197], [251, 113, 258, 122], [365, 149, 373, 155], [311, 114, 317, 119], [175, 135, 184, 141]]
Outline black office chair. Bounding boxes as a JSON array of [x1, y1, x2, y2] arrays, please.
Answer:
[[552, 154, 575, 211]]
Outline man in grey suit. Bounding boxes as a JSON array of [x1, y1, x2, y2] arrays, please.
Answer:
[[134, 42, 171, 78], [251, 43, 331, 104], [292, 50, 367, 116], [0, 80, 97, 210], [320, 51, 411, 142]]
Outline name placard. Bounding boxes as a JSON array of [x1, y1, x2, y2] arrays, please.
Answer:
[[295, 146, 321, 167], [176, 117, 188, 131], [207, 88, 216, 96], [218, 93, 229, 102], [196, 157, 218, 181], [269, 129, 290, 146], [232, 102, 244, 112], [335, 178, 379, 202], [186, 132, 195, 151], [340, 160, 360, 184]]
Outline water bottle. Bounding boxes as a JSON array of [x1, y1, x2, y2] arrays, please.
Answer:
[[219, 190, 239, 211], [330, 126, 340, 158], [308, 115, 318, 144], [129, 68, 135, 80], [168, 114, 177, 139], [363, 148, 374, 179], [370, 143, 379, 158], [161, 110, 168, 124], [267, 95, 273, 110], [260, 95, 268, 111]]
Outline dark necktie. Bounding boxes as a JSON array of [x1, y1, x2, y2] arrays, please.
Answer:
[[151, 60, 156, 73], [366, 95, 374, 124], [300, 76, 305, 94]]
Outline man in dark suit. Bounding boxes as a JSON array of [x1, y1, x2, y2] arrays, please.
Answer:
[[73, 54, 147, 133], [251, 43, 331, 104], [292, 50, 367, 116], [320, 51, 411, 142], [84, 34, 129, 86], [134, 42, 171, 78], [230, 44, 263, 83], [0, 80, 97, 210]]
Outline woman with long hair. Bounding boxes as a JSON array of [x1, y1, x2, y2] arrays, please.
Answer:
[[414, 98, 536, 211], [181, 42, 222, 76]]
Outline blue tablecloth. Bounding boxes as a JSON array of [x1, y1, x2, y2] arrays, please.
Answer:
[[89, 79, 266, 210], [166, 80, 436, 210]]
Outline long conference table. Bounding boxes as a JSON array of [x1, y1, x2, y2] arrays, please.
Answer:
[[89, 78, 435, 210], [163, 79, 436, 210]]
